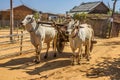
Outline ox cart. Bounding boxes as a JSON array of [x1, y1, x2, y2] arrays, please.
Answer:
[[38, 21, 69, 53]]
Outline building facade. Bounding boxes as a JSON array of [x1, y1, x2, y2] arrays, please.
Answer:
[[0, 5, 37, 27]]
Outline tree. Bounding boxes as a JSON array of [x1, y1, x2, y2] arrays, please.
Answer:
[[34, 12, 40, 21], [111, 0, 117, 17]]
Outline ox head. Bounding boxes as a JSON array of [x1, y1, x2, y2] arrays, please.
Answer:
[[20, 15, 36, 32], [66, 20, 79, 38], [21, 15, 35, 26]]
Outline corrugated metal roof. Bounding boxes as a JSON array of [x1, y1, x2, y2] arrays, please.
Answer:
[[70, 1, 102, 13]]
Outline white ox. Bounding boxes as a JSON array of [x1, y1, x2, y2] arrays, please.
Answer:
[[67, 20, 94, 65], [21, 15, 57, 63]]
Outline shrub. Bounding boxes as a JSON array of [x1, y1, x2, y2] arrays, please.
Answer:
[[73, 12, 87, 23]]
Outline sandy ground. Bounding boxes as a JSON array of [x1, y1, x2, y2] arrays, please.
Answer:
[[0, 30, 120, 80]]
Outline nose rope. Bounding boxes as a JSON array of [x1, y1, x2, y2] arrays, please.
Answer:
[[71, 29, 79, 39]]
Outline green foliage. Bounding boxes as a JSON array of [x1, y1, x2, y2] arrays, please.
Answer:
[[73, 13, 80, 20], [107, 10, 112, 16], [33, 12, 39, 20], [73, 12, 87, 22]]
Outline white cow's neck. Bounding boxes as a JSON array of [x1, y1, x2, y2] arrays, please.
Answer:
[[26, 20, 37, 33], [30, 20, 37, 31]]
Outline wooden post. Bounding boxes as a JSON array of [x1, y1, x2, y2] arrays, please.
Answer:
[[16, 24, 19, 41], [10, 0, 14, 42], [109, 0, 117, 38], [20, 31, 23, 55]]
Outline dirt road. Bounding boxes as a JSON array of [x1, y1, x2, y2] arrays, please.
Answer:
[[0, 37, 120, 80]]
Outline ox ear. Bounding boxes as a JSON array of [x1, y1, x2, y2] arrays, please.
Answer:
[[72, 20, 79, 29], [74, 20, 78, 26]]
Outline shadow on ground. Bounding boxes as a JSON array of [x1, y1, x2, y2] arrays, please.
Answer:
[[0, 51, 72, 71], [86, 57, 120, 80], [26, 59, 71, 75]]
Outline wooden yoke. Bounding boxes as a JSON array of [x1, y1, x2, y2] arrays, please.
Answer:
[[37, 21, 68, 41], [37, 21, 65, 26]]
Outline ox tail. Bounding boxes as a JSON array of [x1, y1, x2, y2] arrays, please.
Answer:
[[90, 40, 94, 52], [85, 40, 94, 53], [90, 29, 94, 52], [90, 28, 96, 52], [90, 40, 97, 52]]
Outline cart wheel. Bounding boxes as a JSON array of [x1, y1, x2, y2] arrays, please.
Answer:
[[57, 41, 65, 53]]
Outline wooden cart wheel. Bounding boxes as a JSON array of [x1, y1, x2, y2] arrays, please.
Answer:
[[56, 41, 65, 53]]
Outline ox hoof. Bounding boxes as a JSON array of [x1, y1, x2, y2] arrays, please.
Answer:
[[35, 61, 40, 64], [87, 58, 90, 61], [85, 56, 91, 61], [33, 59, 40, 64], [54, 54, 57, 57], [77, 62, 80, 65], [71, 61, 75, 66], [44, 55, 48, 59]]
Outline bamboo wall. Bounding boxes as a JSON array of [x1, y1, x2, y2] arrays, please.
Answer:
[[86, 14, 120, 37]]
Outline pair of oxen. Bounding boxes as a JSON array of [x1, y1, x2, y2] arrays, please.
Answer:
[[21, 15, 95, 65]]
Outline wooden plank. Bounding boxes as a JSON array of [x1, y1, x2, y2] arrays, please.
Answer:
[[0, 46, 20, 51], [37, 21, 65, 26], [0, 32, 28, 38]]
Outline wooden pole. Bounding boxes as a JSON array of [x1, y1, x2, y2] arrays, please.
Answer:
[[20, 31, 23, 55], [109, 0, 117, 38], [10, 0, 14, 42]]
